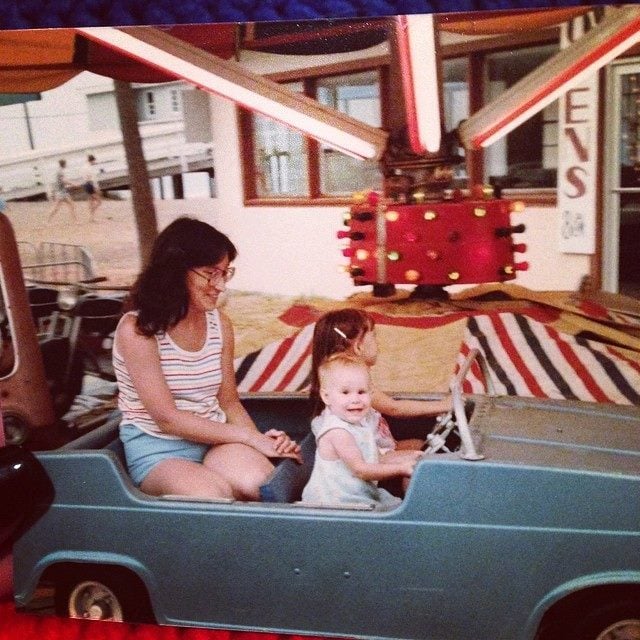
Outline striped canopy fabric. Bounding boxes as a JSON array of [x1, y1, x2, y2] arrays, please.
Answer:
[[235, 293, 640, 405], [235, 323, 314, 393], [457, 312, 640, 404]]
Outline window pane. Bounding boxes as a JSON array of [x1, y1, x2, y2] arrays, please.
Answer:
[[484, 44, 559, 189], [316, 71, 383, 195], [442, 57, 469, 183], [620, 72, 640, 189], [443, 57, 468, 131], [251, 82, 309, 197]]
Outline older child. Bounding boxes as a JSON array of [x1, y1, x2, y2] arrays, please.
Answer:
[[302, 353, 420, 510], [309, 308, 452, 455]]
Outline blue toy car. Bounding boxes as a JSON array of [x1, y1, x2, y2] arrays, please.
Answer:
[[11, 351, 640, 640]]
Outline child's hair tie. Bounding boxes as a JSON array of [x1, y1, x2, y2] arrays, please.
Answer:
[[333, 327, 348, 340]]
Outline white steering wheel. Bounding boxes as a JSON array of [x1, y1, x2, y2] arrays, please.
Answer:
[[451, 349, 484, 460]]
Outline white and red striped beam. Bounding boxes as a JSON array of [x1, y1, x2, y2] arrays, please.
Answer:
[[459, 5, 640, 150], [76, 26, 388, 160], [395, 14, 442, 154]]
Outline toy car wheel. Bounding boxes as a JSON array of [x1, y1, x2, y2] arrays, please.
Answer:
[[54, 567, 154, 623], [67, 580, 124, 621], [538, 599, 640, 640], [575, 601, 640, 640], [2, 413, 29, 446]]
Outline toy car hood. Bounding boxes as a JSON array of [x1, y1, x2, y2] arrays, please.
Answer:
[[471, 394, 640, 476]]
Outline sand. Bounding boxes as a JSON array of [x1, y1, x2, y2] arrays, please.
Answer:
[[7, 199, 640, 397], [5, 199, 460, 393]]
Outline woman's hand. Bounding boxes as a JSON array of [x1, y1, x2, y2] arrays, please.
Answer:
[[265, 429, 301, 455], [248, 430, 302, 463]]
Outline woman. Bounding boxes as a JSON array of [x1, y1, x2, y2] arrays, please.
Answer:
[[113, 217, 300, 500]]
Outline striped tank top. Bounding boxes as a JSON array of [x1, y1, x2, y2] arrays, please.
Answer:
[[113, 309, 227, 439]]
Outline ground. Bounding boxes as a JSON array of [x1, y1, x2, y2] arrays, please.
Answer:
[[5, 199, 462, 393]]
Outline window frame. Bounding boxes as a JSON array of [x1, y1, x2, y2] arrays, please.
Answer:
[[239, 31, 568, 208], [441, 29, 561, 207], [239, 60, 388, 207]]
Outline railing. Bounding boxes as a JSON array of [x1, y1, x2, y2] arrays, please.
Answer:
[[0, 121, 213, 201], [19, 242, 96, 285]]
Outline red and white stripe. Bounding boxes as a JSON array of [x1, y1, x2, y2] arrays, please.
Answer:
[[459, 6, 640, 149], [235, 323, 314, 393], [460, 312, 640, 404]]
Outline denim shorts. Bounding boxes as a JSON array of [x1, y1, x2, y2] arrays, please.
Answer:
[[120, 424, 210, 486]]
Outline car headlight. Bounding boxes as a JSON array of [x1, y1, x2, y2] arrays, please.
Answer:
[[57, 287, 78, 311]]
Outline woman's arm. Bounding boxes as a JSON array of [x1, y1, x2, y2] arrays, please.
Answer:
[[216, 311, 301, 459], [372, 388, 452, 418], [116, 314, 298, 461], [323, 429, 417, 481]]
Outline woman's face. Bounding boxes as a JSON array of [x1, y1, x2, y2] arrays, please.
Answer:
[[187, 255, 231, 311]]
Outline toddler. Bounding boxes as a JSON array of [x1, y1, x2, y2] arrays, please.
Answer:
[[301, 353, 420, 510]]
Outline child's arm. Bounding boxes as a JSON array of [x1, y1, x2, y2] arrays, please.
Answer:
[[372, 388, 453, 418], [380, 449, 424, 463], [323, 429, 417, 481]]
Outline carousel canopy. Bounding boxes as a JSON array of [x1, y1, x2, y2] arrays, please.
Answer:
[[459, 5, 640, 149], [0, 8, 630, 157]]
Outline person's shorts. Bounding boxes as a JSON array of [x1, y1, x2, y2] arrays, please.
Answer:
[[119, 424, 209, 486]]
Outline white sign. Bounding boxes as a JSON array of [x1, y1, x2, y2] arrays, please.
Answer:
[[557, 78, 599, 254], [557, 15, 600, 255]]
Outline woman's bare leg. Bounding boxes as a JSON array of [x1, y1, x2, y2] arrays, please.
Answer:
[[140, 457, 234, 499], [204, 444, 274, 501]]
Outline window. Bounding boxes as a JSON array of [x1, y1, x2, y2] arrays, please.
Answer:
[[483, 45, 559, 189], [145, 91, 156, 118], [242, 69, 384, 202], [170, 88, 182, 113], [317, 71, 382, 196], [442, 43, 559, 193], [442, 57, 469, 184], [251, 81, 309, 197]]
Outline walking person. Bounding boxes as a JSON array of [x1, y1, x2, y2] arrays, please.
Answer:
[[83, 154, 102, 221], [48, 159, 76, 223]]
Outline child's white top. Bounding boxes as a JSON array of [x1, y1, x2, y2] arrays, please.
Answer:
[[301, 407, 401, 510]]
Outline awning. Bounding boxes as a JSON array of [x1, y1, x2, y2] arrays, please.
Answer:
[[458, 5, 640, 150], [241, 18, 388, 55], [76, 26, 388, 160], [0, 24, 238, 92], [437, 7, 591, 36]]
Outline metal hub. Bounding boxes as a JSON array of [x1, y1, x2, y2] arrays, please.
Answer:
[[68, 580, 124, 621]]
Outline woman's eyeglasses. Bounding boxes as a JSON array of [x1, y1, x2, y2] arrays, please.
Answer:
[[190, 266, 235, 285]]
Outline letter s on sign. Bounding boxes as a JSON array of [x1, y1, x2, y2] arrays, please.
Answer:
[[564, 166, 587, 198]]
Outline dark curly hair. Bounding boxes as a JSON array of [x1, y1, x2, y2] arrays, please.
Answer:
[[131, 217, 237, 336], [309, 308, 375, 416]]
